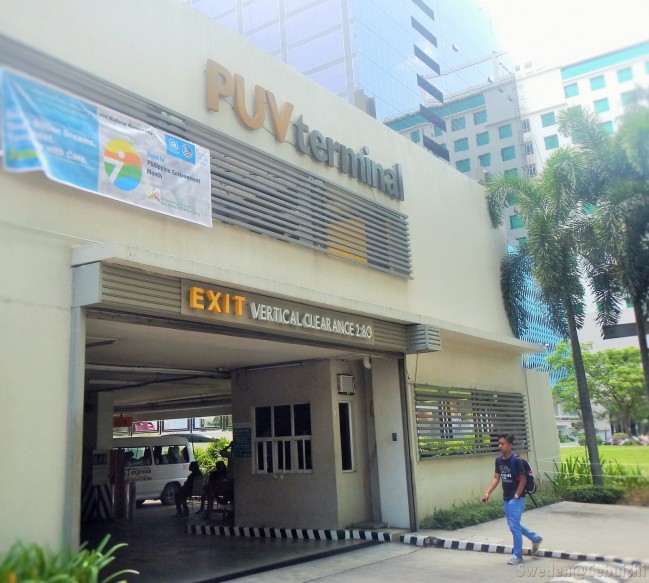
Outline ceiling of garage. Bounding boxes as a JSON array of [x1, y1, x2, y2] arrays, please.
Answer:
[[85, 316, 368, 419]]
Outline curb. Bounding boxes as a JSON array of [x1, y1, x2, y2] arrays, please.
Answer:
[[427, 535, 648, 567], [186, 524, 402, 542]]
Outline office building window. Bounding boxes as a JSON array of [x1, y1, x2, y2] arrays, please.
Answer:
[[525, 164, 537, 177], [600, 121, 614, 134], [434, 125, 443, 137], [516, 237, 527, 247], [510, 214, 525, 229], [499, 124, 513, 139], [451, 116, 466, 131], [617, 67, 633, 82], [594, 98, 610, 113], [339, 402, 354, 471], [473, 110, 487, 125], [590, 75, 605, 90], [541, 112, 555, 127], [504, 168, 518, 177], [564, 83, 579, 98], [621, 90, 638, 107], [501, 146, 516, 161], [456, 159, 470, 173], [522, 118, 530, 133], [454, 137, 469, 152], [544, 134, 559, 150], [410, 130, 421, 143], [506, 193, 517, 206], [524, 141, 534, 156], [476, 131, 489, 146], [479, 153, 491, 167]]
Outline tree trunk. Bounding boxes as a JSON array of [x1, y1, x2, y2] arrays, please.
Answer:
[[632, 301, 649, 406], [565, 300, 603, 485]]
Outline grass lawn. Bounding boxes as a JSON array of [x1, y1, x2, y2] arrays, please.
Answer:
[[561, 445, 649, 475]]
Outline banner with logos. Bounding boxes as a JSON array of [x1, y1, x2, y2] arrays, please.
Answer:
[[1, 68, 212, 227]]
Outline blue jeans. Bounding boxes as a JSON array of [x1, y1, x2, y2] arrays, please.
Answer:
[[503, 497, 540, 557]]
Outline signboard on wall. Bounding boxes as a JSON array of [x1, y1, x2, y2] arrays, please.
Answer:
[[180, 280, 375, 345], [0, 68, 213, 227]]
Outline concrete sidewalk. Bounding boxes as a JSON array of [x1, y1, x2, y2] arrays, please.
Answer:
[[416, 501, 649, 564], [234, 502, 649, 583]]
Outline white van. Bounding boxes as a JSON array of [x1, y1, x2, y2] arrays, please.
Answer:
[[112, 435, 195, 505]]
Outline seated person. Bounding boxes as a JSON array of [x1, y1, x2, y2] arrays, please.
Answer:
[[173, 461, 202, 517], [202, 462, 234, 520], [195, 461, 226, 514]]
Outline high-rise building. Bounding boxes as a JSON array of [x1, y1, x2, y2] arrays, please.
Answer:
[[186, 0, 506, 123]]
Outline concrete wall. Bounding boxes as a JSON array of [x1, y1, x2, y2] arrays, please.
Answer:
[[405, 339, 558, 520], [230, 360, 372, 529], [0, 227, 74, 550]]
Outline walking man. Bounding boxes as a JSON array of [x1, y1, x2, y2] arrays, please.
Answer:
[[482, 433, 543, 565]]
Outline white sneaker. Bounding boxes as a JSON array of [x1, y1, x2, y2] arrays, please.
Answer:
[[507, 555, 523, 565]]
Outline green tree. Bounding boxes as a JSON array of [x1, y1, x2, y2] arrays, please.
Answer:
[[486, 148, 604, 485], [558, 106, 649, 405], [548, 342, 648, 434]]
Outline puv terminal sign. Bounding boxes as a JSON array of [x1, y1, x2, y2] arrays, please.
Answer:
[[206, 60, 405, 201]]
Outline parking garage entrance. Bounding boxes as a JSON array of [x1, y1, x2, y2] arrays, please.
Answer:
[[75, 260, 419, 571]]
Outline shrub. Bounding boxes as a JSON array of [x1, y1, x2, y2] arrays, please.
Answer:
[[577, 433, 602, 446], [546, 455, 649, 492], [419, 490, 561, 530], [562, 485, 625, 504], [0, 534, 137, 582], [194, 438, 230, 474]]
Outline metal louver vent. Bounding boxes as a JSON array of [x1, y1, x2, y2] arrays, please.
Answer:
[[337, 374, 355, 395], [406, 324, 441, 353]]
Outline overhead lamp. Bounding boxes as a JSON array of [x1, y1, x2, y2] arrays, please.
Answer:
[[451, 43, 459, 52]]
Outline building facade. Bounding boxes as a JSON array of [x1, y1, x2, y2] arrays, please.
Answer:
[[0, 0, 558, 556]]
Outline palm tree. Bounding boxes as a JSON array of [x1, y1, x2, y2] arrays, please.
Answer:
[[559, 106, 649, 405], [486, 148, 604, 485]]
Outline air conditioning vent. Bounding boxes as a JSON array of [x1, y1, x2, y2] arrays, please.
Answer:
[[337, 374, 355, 395]]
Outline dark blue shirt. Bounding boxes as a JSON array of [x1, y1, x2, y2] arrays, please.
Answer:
[[495, 454, 525, 501]]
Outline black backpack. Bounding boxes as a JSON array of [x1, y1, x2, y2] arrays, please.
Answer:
[[515, 454, 537, 494]]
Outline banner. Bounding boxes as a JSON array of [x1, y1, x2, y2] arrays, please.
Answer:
[[1, 68, 212, 227]]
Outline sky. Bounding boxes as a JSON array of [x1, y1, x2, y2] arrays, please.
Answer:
[[477, 0, 649, 68]]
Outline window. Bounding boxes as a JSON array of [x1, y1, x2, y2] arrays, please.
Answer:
[[621, 90, 638, 107], [451, 116, 466, 131], [415, 385, 530, 458], [498, 124, 513, 139], [454, 137, 469, 152], [501, 145, 516, 161], [473, 110, 487, 124], [544, 134, 559, 150], [600, 120, 614, 134], [590, 75, 605, 90], [434, 125, 443, 137], [510, 214, 525, 229], [254, 403, 312, 474], [524, 141, 534, 156], [339, 402, 354, 471], [524, 163, 537, 177], [476, 131, 489, 146], [504, 168, 518, 177], [410, 130, 421, 143], [521, 118, 531, 133], [617, 67, 633, 83], [455, 158, 470, 173], [506, 193, 517, 206], [541, 112, 555, 127], [594, 98, 610, 113], [478, 153, 491, 167], [564, 83, 579, 98], [516, 237, 527, 247]]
